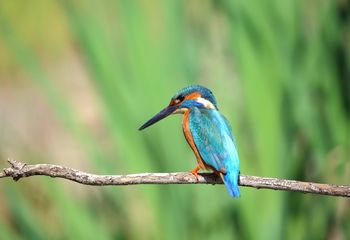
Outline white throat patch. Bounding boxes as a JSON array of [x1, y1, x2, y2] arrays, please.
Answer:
[[196, 97, 216, 109]]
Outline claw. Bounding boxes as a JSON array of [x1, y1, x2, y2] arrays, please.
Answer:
[[190, 165, 201, 180]]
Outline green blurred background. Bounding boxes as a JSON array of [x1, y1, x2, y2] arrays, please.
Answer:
[[0, 0, 349, 239]]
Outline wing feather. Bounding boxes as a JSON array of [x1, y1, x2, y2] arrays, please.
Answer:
[[189, 108, 239, 172], [189, 107, 240, 197]]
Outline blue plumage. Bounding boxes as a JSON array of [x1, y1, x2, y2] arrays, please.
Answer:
[[139, 85, 241, 197], [189, 108, 240, 197], [173, 85, 218, 109]]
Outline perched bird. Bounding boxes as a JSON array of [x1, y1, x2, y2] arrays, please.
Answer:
[[139, 85, 240, 197]]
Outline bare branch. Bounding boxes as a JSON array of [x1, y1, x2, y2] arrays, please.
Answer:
[[1, 159, 349, 197]]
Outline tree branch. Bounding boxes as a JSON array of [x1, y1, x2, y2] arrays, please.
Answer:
[[1, 159, 349, 197]]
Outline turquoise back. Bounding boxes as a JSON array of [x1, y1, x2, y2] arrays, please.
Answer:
[[189, 107, 240, 197]]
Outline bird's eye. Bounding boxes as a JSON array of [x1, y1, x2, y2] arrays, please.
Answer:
[[175, 94, 185, 103]]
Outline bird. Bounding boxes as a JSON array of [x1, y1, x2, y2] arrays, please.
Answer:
[[139, 85, 240, 197]]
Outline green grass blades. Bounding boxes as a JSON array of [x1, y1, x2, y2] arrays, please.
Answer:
[[0, 0, 349, 239]]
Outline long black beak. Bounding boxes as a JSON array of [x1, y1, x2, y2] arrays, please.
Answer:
[[139, 105, 177, 130]]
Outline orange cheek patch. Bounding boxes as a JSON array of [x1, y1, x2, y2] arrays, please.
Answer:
[[185, 92, 201, 100]]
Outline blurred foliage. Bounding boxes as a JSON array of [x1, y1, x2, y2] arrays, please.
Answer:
[[0, 0, 349, 239]]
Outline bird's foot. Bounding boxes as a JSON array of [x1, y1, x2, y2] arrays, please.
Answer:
[[190, 165, 201, 181]]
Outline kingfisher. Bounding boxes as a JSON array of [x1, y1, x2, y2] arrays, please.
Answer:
[[139, 85, 240, 197]]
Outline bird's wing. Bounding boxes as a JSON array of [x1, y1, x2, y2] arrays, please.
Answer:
[[189, 108, 239, 173]]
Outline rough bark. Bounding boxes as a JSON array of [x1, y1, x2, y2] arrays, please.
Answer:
[[1, 159, 349, 197]]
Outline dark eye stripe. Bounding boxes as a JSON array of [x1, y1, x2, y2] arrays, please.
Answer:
[[177, 94, 185, 102]]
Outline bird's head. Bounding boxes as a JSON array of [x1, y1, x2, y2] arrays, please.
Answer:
[[139, 85, 218, 130]]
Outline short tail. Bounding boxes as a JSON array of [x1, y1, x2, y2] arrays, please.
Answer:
[[221, 170, 240, 197]]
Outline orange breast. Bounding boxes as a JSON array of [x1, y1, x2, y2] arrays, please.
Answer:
[[182, 110, 210, 170]]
